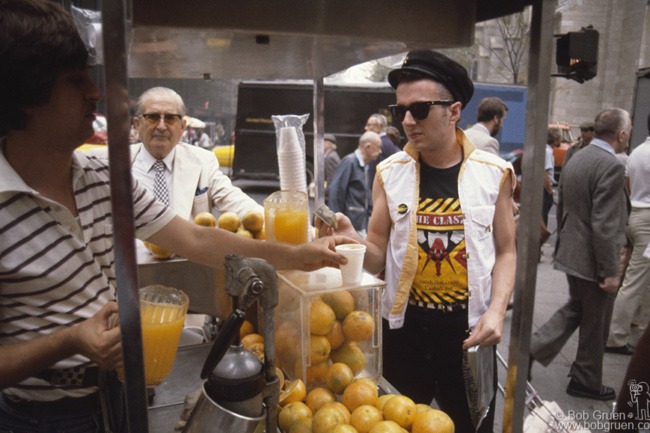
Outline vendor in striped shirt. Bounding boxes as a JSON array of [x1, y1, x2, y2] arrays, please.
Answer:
[[0, 1, 351, 431]]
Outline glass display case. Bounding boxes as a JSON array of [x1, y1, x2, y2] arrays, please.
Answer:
[[274, 267, 385, 390]]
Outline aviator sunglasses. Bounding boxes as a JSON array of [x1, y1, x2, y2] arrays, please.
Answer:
[[388, 100, 454, 122], [140, 113, 183, 126]]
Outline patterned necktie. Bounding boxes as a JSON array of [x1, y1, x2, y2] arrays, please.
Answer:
[[153, 160, 169, 206]]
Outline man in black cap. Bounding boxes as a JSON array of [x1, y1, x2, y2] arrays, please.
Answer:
[[323, 133, 341, 200], [564, 120, 595, 167], [317, 50, 516, 433]]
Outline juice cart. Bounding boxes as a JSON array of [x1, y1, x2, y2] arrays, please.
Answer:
[[97, 1, 556, 432]]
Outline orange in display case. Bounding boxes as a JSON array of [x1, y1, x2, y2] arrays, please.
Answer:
[[274, 267, 385, 391]]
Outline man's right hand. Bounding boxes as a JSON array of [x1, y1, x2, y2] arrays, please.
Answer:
[[315, 212, 360, 240], [600, 276, 620, 294], [72, 301, 123, 370]]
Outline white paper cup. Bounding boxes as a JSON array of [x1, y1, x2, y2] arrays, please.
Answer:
[[335, 244, 366, 285]]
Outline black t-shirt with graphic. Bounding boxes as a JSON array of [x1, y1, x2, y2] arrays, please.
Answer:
[[411, 159, 469, 307]]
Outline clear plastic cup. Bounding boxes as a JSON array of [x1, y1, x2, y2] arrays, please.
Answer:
[[335, 244, 367, 285]]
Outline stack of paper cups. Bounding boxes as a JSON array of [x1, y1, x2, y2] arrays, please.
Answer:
[[277, 126, 307, 193]]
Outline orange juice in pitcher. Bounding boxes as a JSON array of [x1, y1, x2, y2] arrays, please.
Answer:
[[264, 190, 309, 245], [116, 285, 188, 386]]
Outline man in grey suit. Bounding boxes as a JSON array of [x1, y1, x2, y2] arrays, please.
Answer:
[[464, 97, 509, 156], [530, 108, 631, 400]]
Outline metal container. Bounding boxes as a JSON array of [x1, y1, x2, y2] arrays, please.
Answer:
[[182, 385, 264, 433]]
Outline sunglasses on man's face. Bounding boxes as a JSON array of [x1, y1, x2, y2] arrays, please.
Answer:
[[387, 100, 454, 122], [140, 113, 183, 126]]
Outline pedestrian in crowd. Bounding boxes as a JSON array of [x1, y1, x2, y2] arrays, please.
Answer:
[[606, 112, 650, 355], [318, 50, 516, 433], [327, 131, 382, 237], [542, 127, 562, 227], [563, 121, 594, 167], [463, 96, 509, 156], [323, 133, 341, 194], [364, 113, 400, 182], [530, 108, 631, 401], [0, 2, 351, 431], [194, 126, 213, 150], [385, 125, 402, 148], [89, 87, 262, 222]]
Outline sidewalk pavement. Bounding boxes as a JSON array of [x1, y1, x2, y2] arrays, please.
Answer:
[[493, 215, 636, 433]]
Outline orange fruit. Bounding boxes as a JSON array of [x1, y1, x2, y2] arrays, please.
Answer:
[[322, 291, 355, 321], [382, 395, 416, 430], [276, 367, 286, 391], [218, 211, 240, 232], [194, 211, 217, 227], [242, 210, 265, 232], [415, 404, 433, 414], [374, 394, 397, 412], [341, 381, 378, 413], [331, 342, 366, 375], [236, 228, 254, 238], [279, 401, 313, 433], [328, 425, 359, 433], [326, 321, 346, 351], [288, 417, 313, 433], [240, 320, 254, 338], [254, 225, 267, 240], [411, 409, 454, 433], [305, 360, 330, 389], [326, 362, 355, 395], [312, 403, 347, 433], [310, 300, 336, 335], [310, 335, 332, 365], [280, 379, 307, 407], [350, 404, 383, 433], [306, 387, 337, 414], [143, 241, 173, 260], [368, 420, 405, 433], [342, 311, 375, 342], [328, 402, 351, 424], [241, 333, 264, 349], [248, 342, 264, 362]]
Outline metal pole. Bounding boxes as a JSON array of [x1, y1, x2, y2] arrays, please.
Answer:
[[313, 77, 325, 207], [502, 1, 555, 432], [101, 0, 149, 431]]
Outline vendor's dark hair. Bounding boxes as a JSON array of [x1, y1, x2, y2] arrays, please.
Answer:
[[0, 0, 89, 136]]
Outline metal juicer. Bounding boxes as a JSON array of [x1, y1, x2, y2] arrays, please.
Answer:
[[183, 255, 279, 433]]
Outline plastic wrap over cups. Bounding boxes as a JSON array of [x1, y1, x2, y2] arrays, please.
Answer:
[[272, 114, 309, 194]]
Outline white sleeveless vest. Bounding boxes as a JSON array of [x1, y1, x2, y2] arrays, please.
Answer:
[[377, 129, 515, 329]]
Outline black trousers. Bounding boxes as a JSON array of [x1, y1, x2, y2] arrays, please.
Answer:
[[382, 304, 497, 433]]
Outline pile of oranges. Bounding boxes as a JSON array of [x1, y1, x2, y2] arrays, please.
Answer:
[[271, 292, 455, 433], [276, 291, 375, 390], [197, 209, 267, 240], [143, 209, 266, 260], [278, 377, 455, 433]]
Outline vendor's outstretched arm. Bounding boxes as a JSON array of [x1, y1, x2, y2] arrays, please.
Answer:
[[316, 175, 391, 274], [147, 216, 353, 272]]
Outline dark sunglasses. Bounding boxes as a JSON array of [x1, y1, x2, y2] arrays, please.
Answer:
[[140, 113, 183, 126], [387, 100, 454, 122]]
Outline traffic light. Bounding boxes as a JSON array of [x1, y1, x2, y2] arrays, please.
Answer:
[[555, 26, 599, 83]]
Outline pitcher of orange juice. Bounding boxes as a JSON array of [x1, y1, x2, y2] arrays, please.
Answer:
[[117, 285, 189, 386], [263, 190, 309, 244]]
